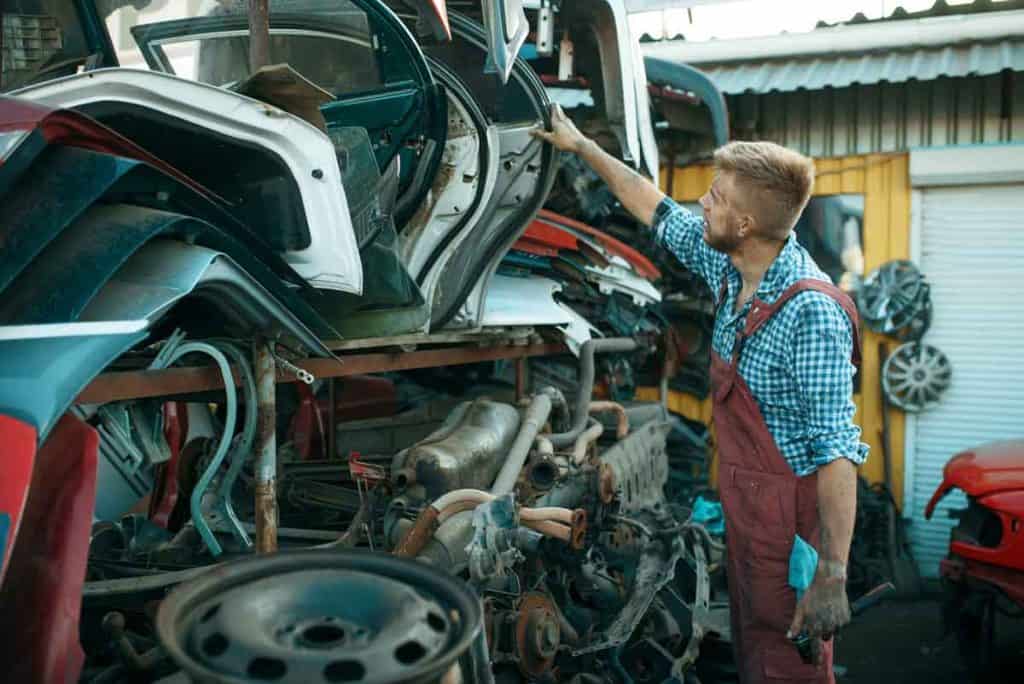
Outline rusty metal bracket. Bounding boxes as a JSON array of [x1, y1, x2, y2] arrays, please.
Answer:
[[76, 342, 565, 404], [253, 340, 278, 554]]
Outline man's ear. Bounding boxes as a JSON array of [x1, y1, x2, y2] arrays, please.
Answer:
[[737, 213, 756, 238]]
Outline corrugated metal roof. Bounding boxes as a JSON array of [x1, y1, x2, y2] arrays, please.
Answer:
[[699, 39, 1024, 94]]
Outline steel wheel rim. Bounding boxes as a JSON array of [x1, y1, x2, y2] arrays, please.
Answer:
[[156, 550, 482, 684]]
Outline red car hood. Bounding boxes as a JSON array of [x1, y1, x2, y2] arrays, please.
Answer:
[[925, 440, 1024, 518]]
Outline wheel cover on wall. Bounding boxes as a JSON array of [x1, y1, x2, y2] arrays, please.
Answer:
[[857, 260, 932, 341], [156, 550, 483, 684], [882, 342, 952, 412]]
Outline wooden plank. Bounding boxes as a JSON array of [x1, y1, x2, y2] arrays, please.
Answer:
[[814, 158, 842, 195], [76, 342, 565, 404], [840, 155, 866, 194]]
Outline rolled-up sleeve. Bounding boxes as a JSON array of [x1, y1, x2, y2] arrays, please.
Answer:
[[651, 197, 728, 293], [789, 294, 869, 470]]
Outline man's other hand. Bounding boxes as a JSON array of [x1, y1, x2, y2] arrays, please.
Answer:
[[787, 566, 851, 664], [530, 104, 588, 153]]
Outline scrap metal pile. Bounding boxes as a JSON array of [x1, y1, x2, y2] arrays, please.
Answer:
[[56, 344, 731, 684], [0, 1, 732, 683]]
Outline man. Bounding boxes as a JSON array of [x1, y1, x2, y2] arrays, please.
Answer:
[[531, 106, 867, 684]]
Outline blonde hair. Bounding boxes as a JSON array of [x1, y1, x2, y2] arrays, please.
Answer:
[[713, 141, 815, 240]]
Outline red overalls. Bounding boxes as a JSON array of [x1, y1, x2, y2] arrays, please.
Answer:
[[711, 279, 861, 684]]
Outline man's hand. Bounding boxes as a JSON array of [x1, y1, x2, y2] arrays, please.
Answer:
[[787, 561, 851, 664], [529, 104, 665, 226], [529, 104, 589, 153]]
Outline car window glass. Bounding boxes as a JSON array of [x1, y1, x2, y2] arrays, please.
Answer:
[[409, 19, 535, 124], [103, 0, 382, 94], [1, 0, 92, 92], [331, 126, 386, 248], [158, 32, 380, 92]]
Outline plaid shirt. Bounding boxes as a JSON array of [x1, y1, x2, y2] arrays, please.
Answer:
[[654, 198, 868, 476]]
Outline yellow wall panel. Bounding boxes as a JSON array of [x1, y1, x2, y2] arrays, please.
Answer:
[[653, 153, 911, 508]]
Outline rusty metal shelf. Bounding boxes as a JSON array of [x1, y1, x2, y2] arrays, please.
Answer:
[[76, 341, 567, 404]]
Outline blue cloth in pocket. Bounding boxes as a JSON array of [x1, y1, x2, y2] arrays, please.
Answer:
[[789, 534, 819, 600]]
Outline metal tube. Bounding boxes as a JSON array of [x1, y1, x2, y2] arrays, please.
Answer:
[[548, 338, 638, 448], [541, 386, 570, 432], [491, 392, 553, 495], [573, 418, 603, 466], [254, 340, 278, 554], [393, 506, 440, 558], [432, 488, 494, 512], [248, 0, 270, 72], [589, 400, 629, 439], [522, 519, 572, 542]]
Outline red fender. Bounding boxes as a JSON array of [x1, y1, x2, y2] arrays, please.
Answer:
[[0, 414, 36, 586], [0, 413, 99, 683]]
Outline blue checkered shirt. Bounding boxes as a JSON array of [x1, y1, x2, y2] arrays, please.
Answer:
[[653, 197, 868, 476]]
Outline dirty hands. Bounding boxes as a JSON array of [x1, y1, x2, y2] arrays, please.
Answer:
[[787, 561, 851, 664], [530, 104, 589, 154]]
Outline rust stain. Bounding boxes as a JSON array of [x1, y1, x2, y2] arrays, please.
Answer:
[[254, 480, 278, 554], [393, 506, 440, 558]]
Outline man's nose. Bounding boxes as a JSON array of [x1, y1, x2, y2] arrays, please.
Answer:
[[699, 193, 709, 210]]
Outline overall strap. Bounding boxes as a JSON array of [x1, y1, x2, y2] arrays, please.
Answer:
[[743, 278, 862, 365]]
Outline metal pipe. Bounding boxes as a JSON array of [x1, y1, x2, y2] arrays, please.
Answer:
[[540, 386, 570, 433], [215, 342, 258, 550], [163, 342, 237, 557], [548, 338, 638, 448], [490, 392, 553, 495], [248, 0, 270, 72], [394, 505, 440, 557], [254, 340, 278, 554], [589, 400, 629, 439], [436, 500, 480, 523], [522, 519, 571, 542], [520, 507, 575, 524], [573, 418, 603, 466], [431, 488, 575, 524], [432, 488, 494, 512]]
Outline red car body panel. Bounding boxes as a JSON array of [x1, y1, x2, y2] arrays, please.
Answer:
[[537, 209, 661, 280], [948, 489, 1024, 572], [0, 413, 99, 684], [0, 414, 37, 586], [518, 217, 580, 255], [925, 440, 1024, 519], [929, 440, 1024, 611]]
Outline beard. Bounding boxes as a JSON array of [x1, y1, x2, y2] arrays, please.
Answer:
[[702, 217, 743, 253]]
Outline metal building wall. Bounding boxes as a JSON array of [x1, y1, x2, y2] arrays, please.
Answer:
[[726, 73, 1024, 157]]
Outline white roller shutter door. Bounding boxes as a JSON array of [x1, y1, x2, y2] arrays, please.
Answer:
[[904, 183, 1024, 578]]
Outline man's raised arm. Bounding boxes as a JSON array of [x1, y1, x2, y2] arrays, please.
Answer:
[[531, 105, 727, 292]]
